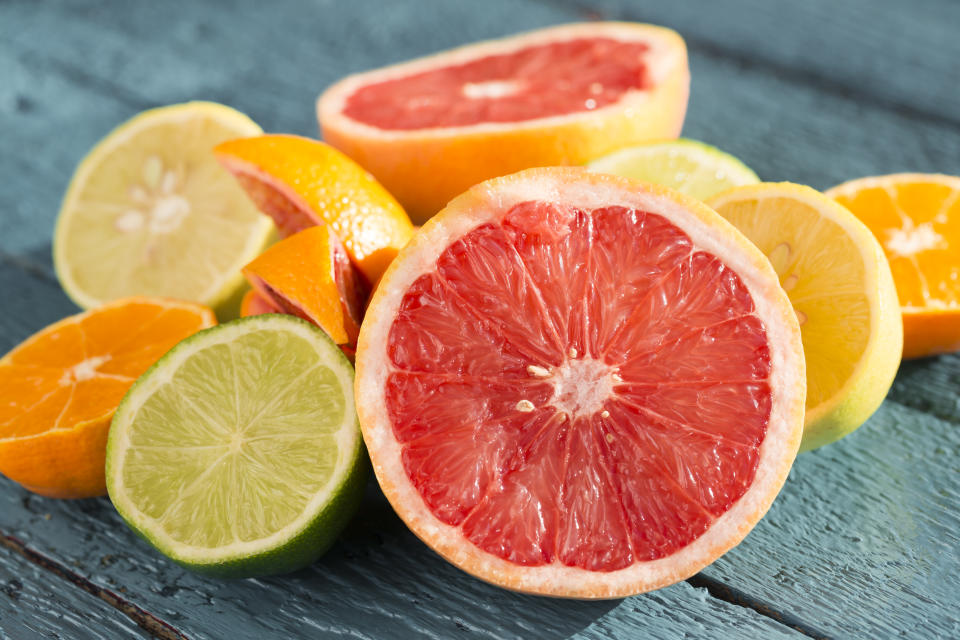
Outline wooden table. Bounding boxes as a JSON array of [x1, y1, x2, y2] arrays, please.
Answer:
[[2, 1, 959, 638]]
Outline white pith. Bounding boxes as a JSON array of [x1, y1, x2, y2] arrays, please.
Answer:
[[318, 22, 684, 140], [356, 169, 805, 598]]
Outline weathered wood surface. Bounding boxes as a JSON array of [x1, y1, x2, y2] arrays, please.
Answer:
[[2, 0, 959, 638]]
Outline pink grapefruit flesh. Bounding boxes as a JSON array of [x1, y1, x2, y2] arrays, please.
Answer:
[[344, 38, 652, 130], [356, 168, 804, 597]]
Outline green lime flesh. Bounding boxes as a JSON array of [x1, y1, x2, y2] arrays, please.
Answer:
[[106, 314, 367, 578], [587, 139, 760, 202]]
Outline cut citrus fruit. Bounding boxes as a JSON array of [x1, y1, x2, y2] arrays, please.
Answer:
[[318, 22, 690, 223], [587, 139, 759, 202], [53, 102, 275, 319], [825, 174, 960, 359], [242, 225, 368, 354], [214, 134, 414, 285], [240, 289, 281, 317], [355, 167, 804, 597], [106, 314, 366, 577], [0, 298, 215, 498], [709, 183, 902, 452]]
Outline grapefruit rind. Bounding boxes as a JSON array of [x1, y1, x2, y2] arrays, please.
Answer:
[[708, 183, 902, 452], [355, 167, 805, 598], [319, 22, 690, 222]]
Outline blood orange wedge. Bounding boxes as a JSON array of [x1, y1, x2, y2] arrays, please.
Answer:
[[214, 134, 414, 285], [242, 225, 368, 355], [318, 22, 689, 223], [355, 168, 805, 597]]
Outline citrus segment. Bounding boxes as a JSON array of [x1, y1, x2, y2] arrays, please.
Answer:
[[106, 315, 366, 577], [357, 168, 804, 597], [240, 289, 281, 317], [708, 183, 902, 451], [587, 139, 760, 201], [0, 298, 215, 498], [53, 102, 274, 318], [319, 22, 690, 222], [344, 38, 654, 129], [825, 174, 960, 358], [242, 225, 368, 350], [214, 134, 414, 285]]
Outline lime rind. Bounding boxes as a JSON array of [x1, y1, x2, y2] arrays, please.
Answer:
[[106, 314, 367, 577], [586, 139, 760, 202], [53, 101, 275, 320]]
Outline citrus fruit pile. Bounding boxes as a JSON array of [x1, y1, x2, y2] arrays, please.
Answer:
[[2, 20, 957, 597]]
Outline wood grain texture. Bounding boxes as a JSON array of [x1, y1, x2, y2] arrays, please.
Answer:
[[1, 0, 959, 638], [1, 468, 804, 640], [701, 399, 960, 639], [0, 548, 148, 640]]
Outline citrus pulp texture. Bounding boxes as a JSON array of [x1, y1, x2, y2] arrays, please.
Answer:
[[214, 134, 414, 286], [106, 315, 366, 577], [54, 102, 275, 320], [0, 297, 215, 498], [319, 22, 690, 222], [827, 174, 960, 359], [356, 168, 805, 597], [709, 183, 902, 452], [587, 139, 760, 202]]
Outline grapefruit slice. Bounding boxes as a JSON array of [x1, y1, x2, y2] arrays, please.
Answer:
[[239, 289, 281, 317], [356, 168, 805, 597], [318, 22, 689, 223], [242, 225, 369, 355]]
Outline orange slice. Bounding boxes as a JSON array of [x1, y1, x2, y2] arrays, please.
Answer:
[[356, 167, 804, 597], [214, 134, 414, 285], [826, 174, 960, 358], [242, 225, 368, 354], [318, 22, 690, 222], [0, 298, 215, 498]]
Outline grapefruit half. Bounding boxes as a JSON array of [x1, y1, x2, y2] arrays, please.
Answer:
[[355, 168, 805, 597], [318, 22, 690, 223]]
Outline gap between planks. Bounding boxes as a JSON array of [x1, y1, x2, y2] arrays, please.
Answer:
[[1, 527, 828, 640], [686, 574, 830, 639], [0, 531, 190, 640]]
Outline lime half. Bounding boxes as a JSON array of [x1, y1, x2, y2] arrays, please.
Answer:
[[106, 314, 367, 577], [587, 139, 760, 202], [54, 101, 274, 319]]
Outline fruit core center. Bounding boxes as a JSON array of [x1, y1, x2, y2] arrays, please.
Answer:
[[541, 356, 615, 419], [60, 354, 111, 385], [462, 80, 523, 100], [886, 223, 945, 257], [115, 155, 191, 235]]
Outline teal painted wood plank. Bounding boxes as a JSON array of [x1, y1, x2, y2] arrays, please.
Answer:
[[0, 548, 149, 639], [0, 462, 798, 640], [2, 1, 960, 638], [571, 582, 806, 640], [547, 0, 960, 126], [700, 398, 960, 638]]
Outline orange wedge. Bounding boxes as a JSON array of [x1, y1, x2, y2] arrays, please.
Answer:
[[242, 225, 368, 354], [214, 134, 415, 286], [826, 174, 960, 358], [0, 298, 215, 498]]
